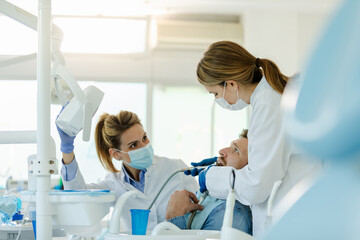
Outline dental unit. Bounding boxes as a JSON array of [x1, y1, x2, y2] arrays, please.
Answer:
[[0, 1, 109, 239]]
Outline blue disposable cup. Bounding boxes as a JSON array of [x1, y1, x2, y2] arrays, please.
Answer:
[[32, 220, 36, 239], [130, 209, 150, 235]]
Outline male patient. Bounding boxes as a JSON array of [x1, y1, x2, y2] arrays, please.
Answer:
[[165, 129, 252, 235]]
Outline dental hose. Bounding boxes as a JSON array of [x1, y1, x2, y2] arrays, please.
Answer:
[[146, 165, 212, 211], [147, 169, 183, 210], [187, 191, 208, 229]]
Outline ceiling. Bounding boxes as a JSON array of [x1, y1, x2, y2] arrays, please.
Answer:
[[5, 0, 341, 16]]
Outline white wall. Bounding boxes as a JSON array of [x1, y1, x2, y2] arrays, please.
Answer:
[[242, 10, 334, 77], [0, 50, 203, 84]]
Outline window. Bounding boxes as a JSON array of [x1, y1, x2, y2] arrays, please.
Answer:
[[0, 14, 148, 55], [0, 80, 37, 187], [0, 80, 37, 130], [213, 103, 249, 153], [152, 85, 249, 166], [53, 17, 148, 54], [0, 16, 37, 55]]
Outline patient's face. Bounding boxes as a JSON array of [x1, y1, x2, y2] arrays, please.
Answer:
[[217, 137, 248, 169]]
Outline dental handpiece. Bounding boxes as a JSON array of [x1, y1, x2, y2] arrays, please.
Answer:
[[180, 165, 216, 172]]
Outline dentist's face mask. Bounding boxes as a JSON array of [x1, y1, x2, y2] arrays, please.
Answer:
[[115, 143, 154, 170], [215, 82, 248, 111]]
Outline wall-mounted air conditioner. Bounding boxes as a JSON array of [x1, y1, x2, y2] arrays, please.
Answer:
[[154, 14, 243, 50]]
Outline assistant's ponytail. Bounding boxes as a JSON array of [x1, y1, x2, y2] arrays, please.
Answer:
[[197, 41, 289, 94], [257, 58, 289, 94]]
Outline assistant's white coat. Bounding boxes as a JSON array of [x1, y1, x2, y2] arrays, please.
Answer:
[[206, 77, 319, 238]]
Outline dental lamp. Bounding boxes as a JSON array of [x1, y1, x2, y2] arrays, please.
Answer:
[[53, 65, 104, 141]]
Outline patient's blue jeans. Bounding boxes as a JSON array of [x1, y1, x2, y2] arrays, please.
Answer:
[[168, 200, 252, 235]]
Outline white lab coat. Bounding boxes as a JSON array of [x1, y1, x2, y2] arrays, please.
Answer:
[[206, 77, 319, 238], [62, 155, 198, 231]]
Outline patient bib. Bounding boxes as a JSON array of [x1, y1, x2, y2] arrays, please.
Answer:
[[184, 192, 225, 229]]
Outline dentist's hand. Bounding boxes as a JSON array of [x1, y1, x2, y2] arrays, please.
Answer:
[[184, 156, 217, 176], [56, 105, 76, 154], [199, 166, 213, 193], [56, 125, 75, 154], [166, 190, 204, 220]]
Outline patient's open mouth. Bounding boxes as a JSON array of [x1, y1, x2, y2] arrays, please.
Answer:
[[216, 157, 226, 166]]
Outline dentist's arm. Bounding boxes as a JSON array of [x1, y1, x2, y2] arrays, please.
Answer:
[[62, 152, 75, 164]]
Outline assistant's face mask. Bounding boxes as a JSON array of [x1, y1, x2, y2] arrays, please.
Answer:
[[215, 82, 248, 111], [115, 143, 154, 170]]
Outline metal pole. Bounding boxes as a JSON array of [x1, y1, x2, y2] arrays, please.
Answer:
[[36, 0, 52, 239]]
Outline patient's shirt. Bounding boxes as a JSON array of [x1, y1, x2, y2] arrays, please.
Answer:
[[168, 192, 252, 234]]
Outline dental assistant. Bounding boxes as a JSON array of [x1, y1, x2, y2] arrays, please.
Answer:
[[56, 110, 199, 231], [195, 41, 318, 237]]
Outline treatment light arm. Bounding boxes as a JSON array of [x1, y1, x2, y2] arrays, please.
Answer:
[[0, 0, 103, 142], [0, 0, 65, 65]]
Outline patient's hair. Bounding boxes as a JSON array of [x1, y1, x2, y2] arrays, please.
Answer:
[[239, 129, 248, 139], [95, 111, 141, 173]]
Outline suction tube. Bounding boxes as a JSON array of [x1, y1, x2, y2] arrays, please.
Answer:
[[147, 169, 183, 210], [187, 191, 209, 229], [147, 166, 212, 211]]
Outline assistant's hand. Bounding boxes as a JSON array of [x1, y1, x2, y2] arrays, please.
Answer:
[[199, 165, 213, 193], [184, 156, 217, 176], [56, 105, 76, 154], [166, 189, 204, 220]]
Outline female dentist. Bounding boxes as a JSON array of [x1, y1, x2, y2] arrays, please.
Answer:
[[57, 110, 199, 231], [194, 41, 318, 237]]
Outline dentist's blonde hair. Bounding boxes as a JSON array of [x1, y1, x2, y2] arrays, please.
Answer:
[[95, 111, 141, 173], [197, 41, 289, 94]]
